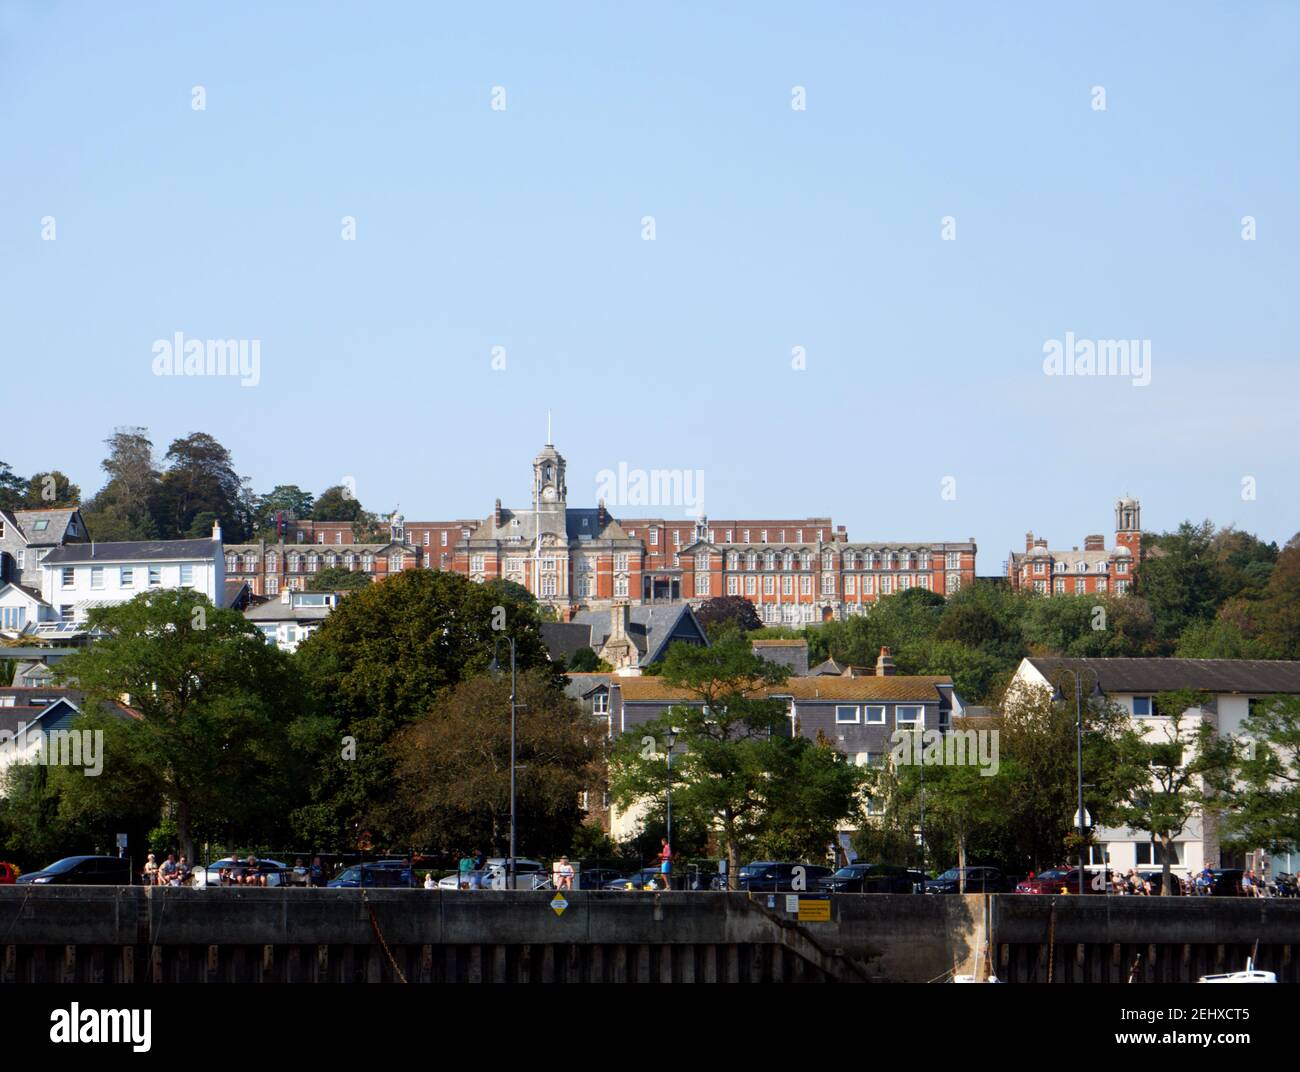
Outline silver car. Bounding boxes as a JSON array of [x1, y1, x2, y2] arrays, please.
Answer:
[[437, 857, 552, 890]]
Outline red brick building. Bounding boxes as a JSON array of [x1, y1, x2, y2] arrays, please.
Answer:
[[1006, 497, 1142, 595], [225, 441, 979, 618]]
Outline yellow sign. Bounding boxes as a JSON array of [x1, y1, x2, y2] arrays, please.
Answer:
[[551, 893, 568, 916], [796, 898, 831, 922]]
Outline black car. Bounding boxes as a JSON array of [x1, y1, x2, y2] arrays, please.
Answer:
[[328, 860, 416, 888], [735, 861, 833, 893], [818, 863, 915, 894], [16, 856, 133, 886], [576, 868, 624, 889], [1136, 870, 1185, 896], [925, 867, 1015, 894], [1201, 868, 1246, 897]]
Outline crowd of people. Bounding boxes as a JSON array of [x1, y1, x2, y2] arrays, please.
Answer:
[[140, 853, 331, 887]]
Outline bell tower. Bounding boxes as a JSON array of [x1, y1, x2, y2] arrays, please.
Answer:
[[533, 441, 567, 512], [1114, 496, 1141, 559]]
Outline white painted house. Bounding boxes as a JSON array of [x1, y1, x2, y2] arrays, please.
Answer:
[[1011, 656, 1300, 877], [243, 589, 338, 652], [4, 523, 227, 636]]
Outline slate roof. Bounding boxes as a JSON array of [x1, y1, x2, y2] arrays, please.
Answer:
[[42, 539, 218, 564], [0, 582, 50, 608], [571, 603, 706, 667], [541, 622, 594, 665], [1025, 658, 1300, 696], [0, 687, 141, 735], [243, 599, 335, 624], [467, 508, 634, 546], [5, 508, 82, 545], [563, 672, 612, 701]]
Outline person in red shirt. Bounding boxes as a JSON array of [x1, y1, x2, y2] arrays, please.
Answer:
[[659, 838, 672, 891]]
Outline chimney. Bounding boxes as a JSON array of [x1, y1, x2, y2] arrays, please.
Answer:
[[610, 599, 630, 643], [494, 498, 502, 528], [1034, 538, 1048, 549], [1084, 534, 1105, 551], [876, 646, 895, 677], [212, 520, 223, 543], [597, 498, 607, 529], [1025, 531, 1034, 552]]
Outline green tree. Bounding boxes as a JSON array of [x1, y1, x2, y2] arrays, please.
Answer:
[[994, 677, 1141, 874], [1137, 521, 1223, 648], [53, 590, 312, 861], [1234, 534, 1300, 659], [254, 485, 316, 534], [386, 669, 602, 856], [307, 566, 371, 591], [312, 485, 363, 522], [1219, 695, 1300, 854], [609, 630, 863, 883], [1175, 618, 1254, 659], [80, 428, 162, 540], [0, 460, 26, 511], [290, 570, 554, 848], [1112, 689, 1237, 894], [694, 595, 763, 637], [22, 471, 81, 508], [567, 647, 610, 672], [155, 432, 250, 541]]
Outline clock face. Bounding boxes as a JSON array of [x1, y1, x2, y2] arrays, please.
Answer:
[[541, 486, 557, 501]]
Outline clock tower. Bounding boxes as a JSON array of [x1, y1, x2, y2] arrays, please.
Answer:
[[533, 441, 567, 512]]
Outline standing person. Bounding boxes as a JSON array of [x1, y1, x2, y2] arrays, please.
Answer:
[[470, 849, 487, 890], [143, 853, 159, 885], [658, 837, 672, 891], [308, 856, 325, 888], [556, 856, 575, 890], [457, 852, 474, 890]]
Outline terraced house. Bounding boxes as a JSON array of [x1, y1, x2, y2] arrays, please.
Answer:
[[596, 647, 966, 841]]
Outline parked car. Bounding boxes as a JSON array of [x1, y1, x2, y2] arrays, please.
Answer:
[[819, 863, 915, 894], [1137, 870, 1185, 896], [605, 867, 668, 891], [0, 861, 18, 884], [437, 858, 549, 890], [190, 857, 291, 888], [1205, 869, 1247, 897], [575, 868, 624, 889], [925, 867, 1016, 894], [734, 861, 834, 893], [15, 856, 133, 886], [1015, 868, 1107, 894], [328, 859, 416, 888]]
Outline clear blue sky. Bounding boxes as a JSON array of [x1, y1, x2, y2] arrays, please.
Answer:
[[2, 1, 1296, 569]]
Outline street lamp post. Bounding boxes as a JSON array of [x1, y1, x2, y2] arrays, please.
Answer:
[[1053, 669, 1101, 897], [660, 722, 681, 847], [489, 637, 519, 890]]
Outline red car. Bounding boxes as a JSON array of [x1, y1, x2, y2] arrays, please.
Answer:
[[0, 862, 19, 884], [1015, 868, 1107, 894]]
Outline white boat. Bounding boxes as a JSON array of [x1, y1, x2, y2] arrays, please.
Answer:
[[1199, 956, 1276, 983]]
